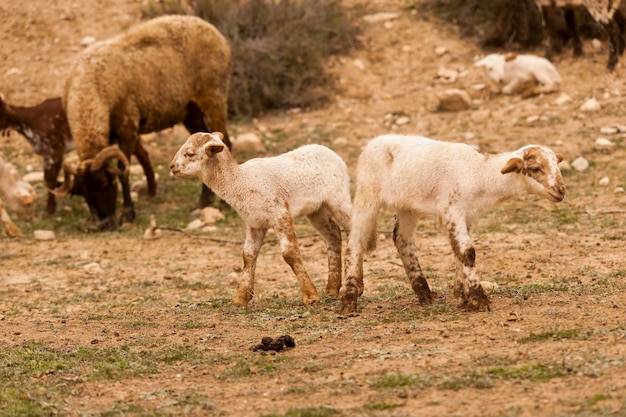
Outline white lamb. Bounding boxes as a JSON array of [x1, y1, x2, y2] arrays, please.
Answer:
[[341, 134, 566, 315], [474, 53, 562, 96], [170, 132, 352, 307]]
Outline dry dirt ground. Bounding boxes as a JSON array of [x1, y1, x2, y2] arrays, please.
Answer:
[[1, 0, 626, 416]]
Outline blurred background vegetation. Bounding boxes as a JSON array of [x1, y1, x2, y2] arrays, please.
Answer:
[[142, 0, 362, 120]]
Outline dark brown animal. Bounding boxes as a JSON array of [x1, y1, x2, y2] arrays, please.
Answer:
[[0, 96, 156, 218]]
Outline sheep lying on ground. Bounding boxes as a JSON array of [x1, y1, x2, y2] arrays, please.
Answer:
[[58, 15, 232, 231], [341, 134, 566, 315], [474, 53, 562, 96], [0, 95, 156, 217], [170, 132, 352, 307], [0, 153, 35, 220], [535, 0, 625, 70]]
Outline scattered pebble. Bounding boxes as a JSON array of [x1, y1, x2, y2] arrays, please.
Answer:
[[571, 156, 589, 172], [436, 88, 472, 112], [598, 177, 610, 186], [595, 138, 615, 152], [201, 206, 225, 225], [186, 218, 204, 231], [84, 262, 102, 274], [34, 230, 55, 241], [362, 12, 399, 24], [232, 132, 265, 154], [579, 98, 601, 112]]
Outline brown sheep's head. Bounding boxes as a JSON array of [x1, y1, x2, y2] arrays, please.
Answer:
[[52, 146, 129, 231]]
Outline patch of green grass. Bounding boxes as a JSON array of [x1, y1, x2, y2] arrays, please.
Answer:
[[369, 373, 428, 390], [517, 329, 581, 343], [262, 406, 339, 417]]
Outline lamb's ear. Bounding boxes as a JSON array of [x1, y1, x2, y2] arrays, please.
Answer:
[[212, 132, 224, 141], [555, 153, 564, 163], [205, 143, 224, 157], [504, 53, 518, 62], [501, 157, 524, 174]]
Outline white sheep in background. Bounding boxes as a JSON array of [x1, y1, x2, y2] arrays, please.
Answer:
[[341, 134, 566, 315], [0, 153, 36, 220], [170, 132, 352, 307], [474, 53, 562, 96]]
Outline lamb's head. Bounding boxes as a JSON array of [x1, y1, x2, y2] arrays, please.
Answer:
[[500, 145, 566, 202], [52, 146, 129, 231], [170, 131, 226, 179], [474, 53, 506, 84], [5, 181, 36, 220]]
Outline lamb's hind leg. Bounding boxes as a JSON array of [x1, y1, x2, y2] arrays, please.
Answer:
[[275, 209, 320, 306], [233, 226, 266, 306], [443, 210, 490, 311], [393, 210, 433, 305], [307, 206, 343, 297]]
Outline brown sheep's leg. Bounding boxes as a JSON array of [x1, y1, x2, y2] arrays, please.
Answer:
[[133, 141, 156, 197], [42, 157, 62, 217], [307, 206, 343, 297], [184, 101, 231, 209], [605, 19, 621, 71], [393, 210, 433, 305], [443, 210, 490, 311], [233, 226, 266, 306], [274, 209, 320, 306]]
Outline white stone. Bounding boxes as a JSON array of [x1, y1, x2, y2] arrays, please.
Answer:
[[600, 126, 619, 135], [580, 98, 601, 112], [353, 59, 366, 71], [34, 230, 55, 241], [363, 12, 399, 24], [395, 116, 410, 125], [186, 219, 204, 230], [434, 46, 448, 56], [615, 187, 624, 193], [595, 138, 615, 151], [201, 207, 225, 225], [80, 36, 96, 46], [83, 262, 102, 274], [332, 137, 349, 147], [22, 171, 44, 182], [554, 93, 572, 105], [470, 110, 490, 123], [571, 156, 589, 172], [232, 132, 265, 154], [591, 38, 602, 49], [598, 177, 610, 186]]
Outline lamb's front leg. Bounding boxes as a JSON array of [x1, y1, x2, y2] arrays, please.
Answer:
[[443, 210, 490, 311], [393, 210, 433, 305], [274, 210, 320, 306], [232, 226, 266, 306]]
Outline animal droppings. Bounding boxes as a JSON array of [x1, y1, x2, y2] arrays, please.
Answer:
[[251, 335, 296, 352]]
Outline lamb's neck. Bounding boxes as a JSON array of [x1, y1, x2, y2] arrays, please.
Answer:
[[199, 154, 245, 202], [479, 151, 529, 205]]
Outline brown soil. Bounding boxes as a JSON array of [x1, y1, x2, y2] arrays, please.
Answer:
[[1, 1, 626, 416]]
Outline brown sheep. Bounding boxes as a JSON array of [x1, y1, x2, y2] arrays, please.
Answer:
[[57, 15, 232, 231]]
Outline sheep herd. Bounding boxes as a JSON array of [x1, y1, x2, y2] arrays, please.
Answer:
[[1, 12, 575, 314]]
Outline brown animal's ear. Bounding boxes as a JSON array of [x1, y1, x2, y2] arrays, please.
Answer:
[[504, 53, 518, 62], [555, 153, 564, 163], [501, 157, 524, 174], [205, 143, 224, 157], [212, 132, 224, 141]]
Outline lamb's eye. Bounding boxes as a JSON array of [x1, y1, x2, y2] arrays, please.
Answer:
[[529, 167, 542, 174], [184, 152, 195, 158]]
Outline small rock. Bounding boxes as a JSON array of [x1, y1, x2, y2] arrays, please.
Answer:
[[80, 36, 96, 46], [580, 98, 601, 112], [595, 138, 615, 151], [571, 156, 589, 172], [232, 132, 265, 154], [600, 126, 619, 135], [362, 12, 399, 24], [434, 46, 448, 56], [353, 59, 366, 71], [436, 67, 458, 83], [201, 207, 225, 225], [470, 109, 490, 123], [598, 177, 610, 186], [84, 262, 102, 274], [186, 219, 204, 230], [22, 171, 44, 183], [395, 116, 410, 125], [558, 160, 571, 171], [332, 137, 349, 147], [554, 93, 572, 105], [614, 187, 624, 193], [591, 38, 602, 49], [34, 230, 56, 241], [436, 88, 472, 112]]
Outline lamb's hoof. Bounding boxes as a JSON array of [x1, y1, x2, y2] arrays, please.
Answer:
[[340, 290, 358, 315], [325, 288, 340, 297], [465, 284, 491, 312], [417, 292, 434, 306], [303, 296, 320, 307]]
